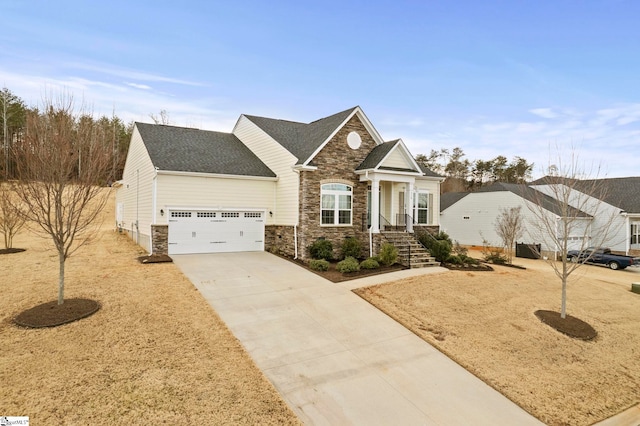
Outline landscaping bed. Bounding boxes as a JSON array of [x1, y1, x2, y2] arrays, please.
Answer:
[[283, 255, 406, 283], [354, 259, 640, 425]]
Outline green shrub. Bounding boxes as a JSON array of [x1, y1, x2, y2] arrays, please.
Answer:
[[378, 243, 398, 266], [483, 249, 507, 264], [341, 236, 362, 259], [309, 238, 333, 261], [430, 239, 453, 262], [336, 256, 360, 273], [481, 239, 508, 264], [309, 259, 330, 271], [447, 254, 464, 265], [418, 230, 453, 262], [360, 257, 380, 269], [460, 254, 479, 265]]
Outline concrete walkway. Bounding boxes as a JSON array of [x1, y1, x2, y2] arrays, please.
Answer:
[[172, 252, 543, 425]]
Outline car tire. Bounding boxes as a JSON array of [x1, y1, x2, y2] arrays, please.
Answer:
[[608, 261, 620, 270]]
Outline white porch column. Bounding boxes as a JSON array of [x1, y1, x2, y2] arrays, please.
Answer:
[[406, 181, 414, 233], [371, 178, 380, 233]]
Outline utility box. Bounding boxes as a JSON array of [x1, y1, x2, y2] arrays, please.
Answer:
[[516, 243, 541, 259]]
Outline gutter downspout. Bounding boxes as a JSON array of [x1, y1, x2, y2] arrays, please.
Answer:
[[136, 169, 140, 245], [151, 167, 158, 254], [292, 166, 301, 259]]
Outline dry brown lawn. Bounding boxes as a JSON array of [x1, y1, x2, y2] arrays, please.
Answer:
[[0, 190, 300, 425], [355, 255, 640, 426]]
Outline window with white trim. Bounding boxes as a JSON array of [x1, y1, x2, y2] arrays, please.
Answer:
[[414, 191, 429, 224], [321, 183, 352, 225]]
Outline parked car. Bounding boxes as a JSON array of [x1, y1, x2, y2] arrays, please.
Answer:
[[567, 247, 640, 270]]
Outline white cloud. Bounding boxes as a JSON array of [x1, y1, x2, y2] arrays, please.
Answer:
[[399, 103, 640, 179], [529, 108, 559, 119], [126, 82, 152, 90]]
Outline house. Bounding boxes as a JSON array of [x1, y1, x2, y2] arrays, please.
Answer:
[[440, 182, 593, 255], [441, 177, 640, 256], [115, 106, 444, 260], [530, 176, 640, 255]]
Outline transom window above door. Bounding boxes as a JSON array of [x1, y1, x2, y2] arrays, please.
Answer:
[[321, 183, 352, 225]]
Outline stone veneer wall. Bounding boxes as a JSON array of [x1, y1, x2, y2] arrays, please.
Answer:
[[413, 225, 440, 237], [265, 225, 296, 257], [151, 225, 168, 255], [298, 115, 378, 260]]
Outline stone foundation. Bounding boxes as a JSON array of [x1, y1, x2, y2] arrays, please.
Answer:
[[265, 225, 297, 257], [151, 225, 168, 255]]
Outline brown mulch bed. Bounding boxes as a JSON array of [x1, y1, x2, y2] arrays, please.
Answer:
[[0, 247, 26, 254], [279, 255, 406, 282], [535, 309, 598, 340], [138, 254, 173, 263], [442, 262, 494, 271], [14, 298, 100, 328]]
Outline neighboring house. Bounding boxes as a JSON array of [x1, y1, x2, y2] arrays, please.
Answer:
[[115, 106, 444, 259], [440, 182, 592, 255], [530, 176, 640, 255]]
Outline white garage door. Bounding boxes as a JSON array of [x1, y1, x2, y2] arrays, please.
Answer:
[[168, 210, 265, 255]]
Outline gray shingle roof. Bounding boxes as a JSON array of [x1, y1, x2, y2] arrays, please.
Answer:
[[356, 140, 398, 170], [531, 175, 640, 213], [418, 163, 445, 178], [476, 182, 591, 217], [244, 107, 357, 164], [136, 122, 276, 178], [440, 192, 469, 211]]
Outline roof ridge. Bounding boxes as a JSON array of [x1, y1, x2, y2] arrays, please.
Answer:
[[307, 106, 358, 125]]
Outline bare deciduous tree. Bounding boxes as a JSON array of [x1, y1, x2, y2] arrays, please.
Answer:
[[526, 148, 617, 319], [0, 182, 26, 249], [149, 109, 170, 125], [13, 94, 112, 305], [494, 206, 524, 264]]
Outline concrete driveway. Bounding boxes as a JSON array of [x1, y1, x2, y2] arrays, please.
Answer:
[[172, 252, 543, 425]]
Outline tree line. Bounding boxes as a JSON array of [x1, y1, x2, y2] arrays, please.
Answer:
[[1, 87, 133, 183], [416, 147, 534, 193]]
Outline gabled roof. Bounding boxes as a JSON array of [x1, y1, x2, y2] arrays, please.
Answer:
[[440, 192, 469, 211], [244, 106, 384, 165], [532, 176, 640, 213], [356, 140, 399, 170], [476, 182, 591, 218], [356, 138, 436, 177], [135, 122, 276, 178]]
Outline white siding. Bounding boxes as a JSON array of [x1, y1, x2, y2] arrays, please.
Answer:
[[233, 115, 300, 225], [415, 178, 441, 226], [532, 184, 629, 252], [440, 191, 563, 252], [155, 174, 276, 223], [381, 148, 412, 169], [115, 126, 156, 251]]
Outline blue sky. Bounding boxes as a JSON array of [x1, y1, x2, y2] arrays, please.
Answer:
[[2, 0, 639, 178]]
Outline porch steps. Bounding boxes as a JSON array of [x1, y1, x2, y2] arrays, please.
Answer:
[[381, 231, 440, 269]]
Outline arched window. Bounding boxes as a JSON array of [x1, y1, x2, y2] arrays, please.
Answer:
[[321, 183, 352, 225]]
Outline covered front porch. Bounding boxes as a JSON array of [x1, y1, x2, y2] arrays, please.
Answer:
[[360, 173, 432, 234], [354, 138, 441, 235]]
